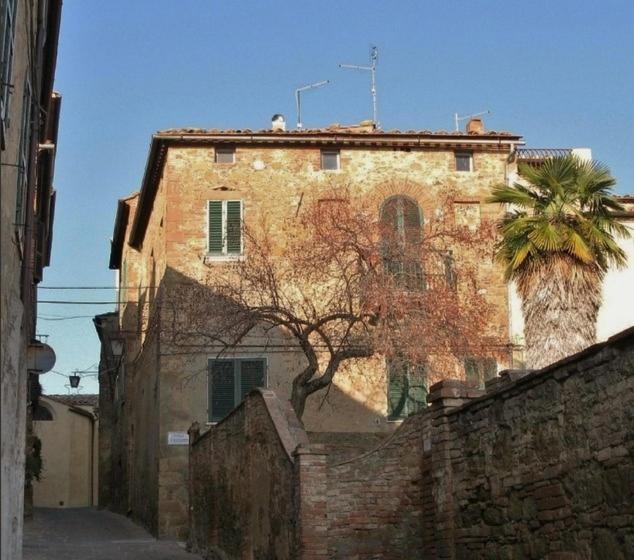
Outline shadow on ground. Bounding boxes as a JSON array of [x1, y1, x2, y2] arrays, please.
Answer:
[[23, 508, 202, 560]]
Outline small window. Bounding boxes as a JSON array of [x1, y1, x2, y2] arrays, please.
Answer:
[[455, 152, 473, 172], [321, 150, 340, 170], [208, 358, 266, 422], [208, 200, 243, 257], [215, 147, 235, 164], [464, 357, 497, 388], [387, 359, 427, 421]]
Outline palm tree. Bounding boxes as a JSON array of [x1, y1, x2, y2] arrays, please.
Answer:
[[488, 155, 629, 369]]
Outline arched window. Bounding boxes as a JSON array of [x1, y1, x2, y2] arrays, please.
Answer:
[[380, 196, 423, 288]]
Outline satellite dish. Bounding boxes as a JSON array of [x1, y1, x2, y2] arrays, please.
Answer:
[[27, 341, 56, 374]]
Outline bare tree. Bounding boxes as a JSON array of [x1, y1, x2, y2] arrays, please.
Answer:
[[167, 189, 499, 419]]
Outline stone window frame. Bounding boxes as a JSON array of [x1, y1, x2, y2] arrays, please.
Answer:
[[321, 149, 341, 171], [214, 146, 236, 164], [205, 199, 245, 262], [455, 151, 474, 172], [206, 357, 268, 423]]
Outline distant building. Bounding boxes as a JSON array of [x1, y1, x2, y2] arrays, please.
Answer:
[[32, 395, 99, 508], [0, 1, 62, 558], [96, 118, 525, 538]]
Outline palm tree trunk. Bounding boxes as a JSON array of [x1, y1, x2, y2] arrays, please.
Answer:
[[517, 256, 603, 370]]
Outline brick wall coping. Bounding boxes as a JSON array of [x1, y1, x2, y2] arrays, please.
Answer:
[[432, 325, 634, 417], [190, 388, 309, 461]]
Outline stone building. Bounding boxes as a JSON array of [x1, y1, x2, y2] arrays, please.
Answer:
[[96, 117, 525, 538], [32, 395, 99, 508], [0, 1, 62, 558]]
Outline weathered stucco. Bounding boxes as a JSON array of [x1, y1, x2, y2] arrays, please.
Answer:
[[32, 397, 98, 508]]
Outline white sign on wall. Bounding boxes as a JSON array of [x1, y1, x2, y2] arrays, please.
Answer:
[[167, 431, 189, 446]]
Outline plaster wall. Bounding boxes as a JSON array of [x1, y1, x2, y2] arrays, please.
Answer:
[[32, 398, 98, 508]]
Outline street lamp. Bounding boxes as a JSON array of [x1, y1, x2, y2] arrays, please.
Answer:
[[110, 338, 124, 359], [69, 374, 80, 388]]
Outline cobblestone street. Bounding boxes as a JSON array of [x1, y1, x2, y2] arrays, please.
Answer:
[[23, 508, 202, 560]]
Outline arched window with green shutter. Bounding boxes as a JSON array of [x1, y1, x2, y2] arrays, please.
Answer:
[[380, 195, 424, 289]]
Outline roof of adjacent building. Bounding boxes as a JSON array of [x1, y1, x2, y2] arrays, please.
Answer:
[[114, 123, 523, 259], [44, 394, 98, 408]]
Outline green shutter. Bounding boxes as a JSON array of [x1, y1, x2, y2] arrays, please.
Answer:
[[208, 201, 223, 254], [209, 360, 235, 422], [226, 201, 242, 254], [387, 360, 408, 420], [408, 364, 428, 414], [239, 360, 265, 401]]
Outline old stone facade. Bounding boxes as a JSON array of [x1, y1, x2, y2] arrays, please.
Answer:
[[0, 1, 61, 558], [189, 326, 634, 559], [98, 122, 524, 537]]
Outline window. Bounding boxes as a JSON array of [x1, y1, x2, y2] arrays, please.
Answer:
[[15, 79, 32, 231], [0, 0, 17, 145], [455, 152, 473, 172], [208, 200, 243, 257], [464, 357, 497, 388], [387, 359, 427, 421], [208, 358, 266, 422], [380, 195, 424, 289], [321, 149, 340, 170], [215, 146, 235, 164]]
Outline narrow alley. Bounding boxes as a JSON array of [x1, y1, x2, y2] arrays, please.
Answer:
[[23, 509, 202, 560]]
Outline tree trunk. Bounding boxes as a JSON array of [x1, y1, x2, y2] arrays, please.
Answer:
[[517, 256, 602, 370]]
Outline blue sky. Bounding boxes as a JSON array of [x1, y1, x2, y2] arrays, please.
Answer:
[[40, 0, 634, 394]]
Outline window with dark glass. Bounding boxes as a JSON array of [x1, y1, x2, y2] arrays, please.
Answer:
[[380, 195, 424, 288], [387, 359, 427, 421], [215, 146, 235, 164], [208, 358, 266, 422], [455, 152, 473, 172], [321, 149, 340, 170]]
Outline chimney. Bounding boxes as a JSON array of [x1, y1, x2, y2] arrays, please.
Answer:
[[466, 117, 484, 134], [271, 114, 286, 132]]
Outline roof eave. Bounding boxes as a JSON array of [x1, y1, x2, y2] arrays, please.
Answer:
[[128, 131, 524, 250]]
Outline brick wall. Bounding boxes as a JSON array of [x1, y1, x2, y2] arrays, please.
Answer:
[[442, 327, 634, 560], [189, 327, 634, 559], [189, 388, 330, 559], [326, 413, 432, 559]]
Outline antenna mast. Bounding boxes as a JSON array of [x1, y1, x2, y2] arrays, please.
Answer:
[[295, 80, 330, 130], [454, 110, 491, 132], [339, 45, 379, 127]]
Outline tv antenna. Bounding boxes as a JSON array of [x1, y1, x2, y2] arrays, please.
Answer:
[[454, 110, 490, 132], [339, 45, 379, 127], [295, 80, 330, 130]]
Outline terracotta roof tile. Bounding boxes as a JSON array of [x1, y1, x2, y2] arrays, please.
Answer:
[[44, 394, 98, 407]]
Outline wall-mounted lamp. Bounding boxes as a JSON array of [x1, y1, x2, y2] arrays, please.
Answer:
[[110, 338, 124, 359]]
